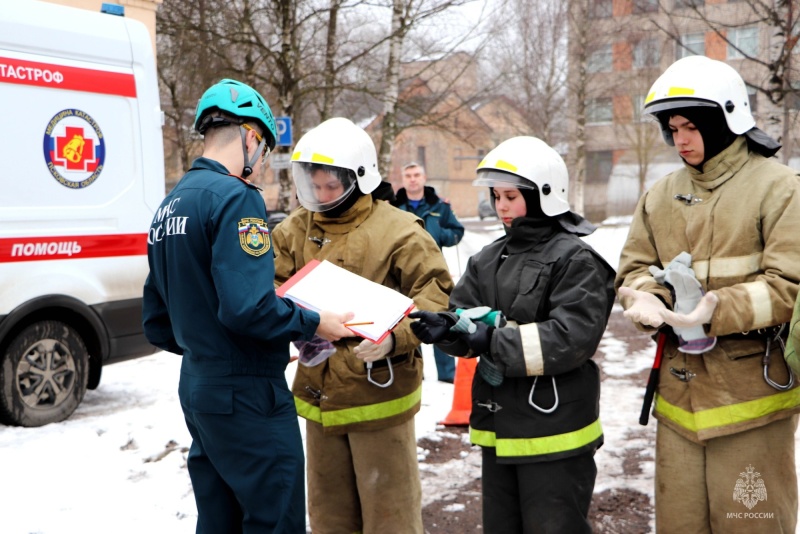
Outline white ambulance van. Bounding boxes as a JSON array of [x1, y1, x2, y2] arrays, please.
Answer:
[[0, 1, 165, 426]]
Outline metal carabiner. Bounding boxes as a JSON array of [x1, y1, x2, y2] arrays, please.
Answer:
[[366, 359, 394, 388], [528, 376, 559, 414], [763, 324, 794, 391]]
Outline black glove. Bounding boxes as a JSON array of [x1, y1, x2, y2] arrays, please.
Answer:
[[456, 321, 494, 356], [408, 311, 458, 344]]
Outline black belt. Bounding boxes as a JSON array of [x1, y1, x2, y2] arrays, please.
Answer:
[[368, 353, 409, 369], [725, 324, 788, 342]]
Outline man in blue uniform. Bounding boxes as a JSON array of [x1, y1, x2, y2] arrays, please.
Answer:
[[393, 162, 464, 382], [142, 79, 353, 533]]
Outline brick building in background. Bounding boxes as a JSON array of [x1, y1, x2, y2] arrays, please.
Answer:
[[571, 0, 800, 222], [366, 52, 529, 219]]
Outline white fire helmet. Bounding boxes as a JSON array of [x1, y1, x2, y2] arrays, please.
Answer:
[[291, 117, 382, 212], [643, 56, 755, 145], [473, 136, 570, 217]]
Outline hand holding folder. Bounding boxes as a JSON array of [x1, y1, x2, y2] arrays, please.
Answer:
[[277, 260, 415, 344]]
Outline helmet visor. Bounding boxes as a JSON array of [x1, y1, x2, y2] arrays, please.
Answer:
[[644, 97, 718, 116], [472, 169, 536, 190], [293, 162, 357, 213]]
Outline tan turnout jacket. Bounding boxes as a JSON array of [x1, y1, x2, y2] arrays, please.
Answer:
[[272, 195, 453, 434], [616, 137, 800, 442]]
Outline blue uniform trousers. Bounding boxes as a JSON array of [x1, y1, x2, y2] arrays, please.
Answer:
[[433, 345, 455, 382], [179, 372, 305, 534]]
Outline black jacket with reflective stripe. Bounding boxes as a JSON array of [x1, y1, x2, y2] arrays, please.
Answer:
[[440, 217, 615, 463]]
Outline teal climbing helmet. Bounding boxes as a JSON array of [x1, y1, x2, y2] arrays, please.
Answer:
[[194, 79, 277, 150]]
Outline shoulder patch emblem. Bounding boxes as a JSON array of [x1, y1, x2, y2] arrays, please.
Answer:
[[238, 218, 271, 256]]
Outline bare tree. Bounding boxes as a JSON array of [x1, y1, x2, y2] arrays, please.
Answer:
[[157, 0, 326, 208], [490, 0, 569, 146], [157, 1, 230, 183], [650, 0, 800, 162], [567, 0, 590, 215], [321, 0, 344, 120], [612, 75, 663, 198], [157, 0, 495, 205], [375, 0, 485, 178]]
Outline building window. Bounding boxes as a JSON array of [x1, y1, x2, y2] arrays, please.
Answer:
[[746, 84, 758, 113], [789, 89, 800, 111], [678, 32, 705, 59], [633, 39, 660, 69], [589, 0, 613, 19], [586, 151, 613, 184], [587, 45, 613, 73], [587, 98, 613, 124], [676, 0, 705, 7], [632, 0, 658, 13], [417, 146, 426, 169], [728, 27, 758, 59], [787, 81, 800, 110], [632, 94, 649, 122]]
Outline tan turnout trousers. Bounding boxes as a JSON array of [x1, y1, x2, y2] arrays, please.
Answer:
[[306, 418, 423, 534], [655, 416, 798, 533]]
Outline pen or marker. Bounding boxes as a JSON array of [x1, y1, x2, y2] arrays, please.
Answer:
[[345, 321, 374, 327]]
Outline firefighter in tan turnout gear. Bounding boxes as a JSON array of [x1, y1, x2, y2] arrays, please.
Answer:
[[616, 56, 800, 533], [271, 117, 452, 533]]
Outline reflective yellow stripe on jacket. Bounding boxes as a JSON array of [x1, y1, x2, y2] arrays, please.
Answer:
[[295, 385, 422, 428], [654, 389, 800, 433], [470, 419, 603, 457]]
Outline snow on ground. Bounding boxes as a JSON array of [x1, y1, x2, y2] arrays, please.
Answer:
[[1, 218, 796, 533]]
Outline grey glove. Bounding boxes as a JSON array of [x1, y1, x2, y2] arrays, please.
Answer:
[[650, 252, 716, 354], [477, 353, 505, 387], [453, 307, 507, 333]]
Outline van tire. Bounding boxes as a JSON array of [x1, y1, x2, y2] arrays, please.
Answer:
[[0, 321, 89, 427]]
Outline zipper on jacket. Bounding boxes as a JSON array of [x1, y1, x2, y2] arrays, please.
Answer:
[[674, 193, 703, 205], [308, 236, 331, 248]]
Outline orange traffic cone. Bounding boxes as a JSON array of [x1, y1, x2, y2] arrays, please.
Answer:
[[439, 357, 477, 426]]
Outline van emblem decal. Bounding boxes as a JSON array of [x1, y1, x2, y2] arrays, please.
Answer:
[[43, 109, 105, 189], [238, 218, 271, 257]]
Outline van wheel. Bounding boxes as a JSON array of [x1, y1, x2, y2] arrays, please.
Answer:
[[0, 321, 89, 427]]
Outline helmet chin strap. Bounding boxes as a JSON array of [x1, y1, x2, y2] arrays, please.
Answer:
[[239, 127, 266, 179]]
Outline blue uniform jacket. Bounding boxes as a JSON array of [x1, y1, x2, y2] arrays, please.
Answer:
[[142, 157, 319, 376], [393, 186, 464, 249]]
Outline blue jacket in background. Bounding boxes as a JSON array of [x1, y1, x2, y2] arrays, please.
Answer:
[[393, 186, 464, 249], [142, 157, 319, 377]]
